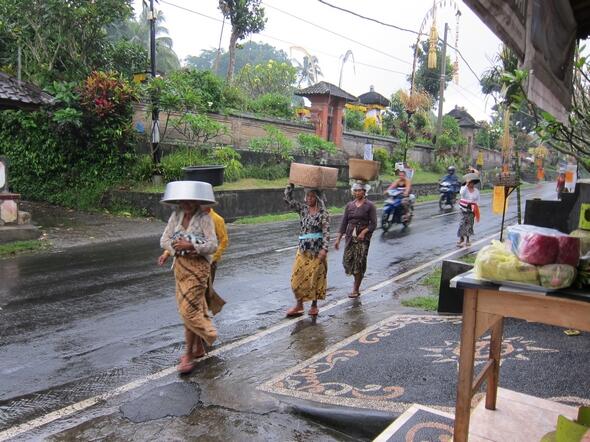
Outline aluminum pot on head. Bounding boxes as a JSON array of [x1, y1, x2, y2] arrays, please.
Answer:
[[160, 181, 216, 205]]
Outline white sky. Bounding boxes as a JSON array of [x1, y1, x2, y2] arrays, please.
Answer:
[[134, 0, 502, 122]]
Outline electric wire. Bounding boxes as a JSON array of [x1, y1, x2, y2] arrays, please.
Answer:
[[158, 0, 484, 103], [317, 0, 482, 82]]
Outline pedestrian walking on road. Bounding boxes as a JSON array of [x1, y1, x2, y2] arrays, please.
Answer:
[[284, 184, 330, 317], [457, 173, 481, 248], [335, 182, 377, 298], [556, 172, 566, 199], [158, 182, 219, 374]]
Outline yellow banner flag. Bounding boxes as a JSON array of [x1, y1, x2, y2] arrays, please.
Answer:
[[492, 186, 508, 214]]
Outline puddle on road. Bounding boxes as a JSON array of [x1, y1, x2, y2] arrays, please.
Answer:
[[119, 381, 201, 423]]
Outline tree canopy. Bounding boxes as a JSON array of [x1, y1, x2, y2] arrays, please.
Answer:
[[185, 41, 289, 77], [410, 40, 454, 101], [218, 0, 266, 82], [0, 0, 134, 85]]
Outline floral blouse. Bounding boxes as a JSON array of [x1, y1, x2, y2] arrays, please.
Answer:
[[284, 186, 330, 255], [160, 209, 218, 263]]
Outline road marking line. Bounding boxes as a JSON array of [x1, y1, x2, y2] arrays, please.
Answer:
[[274, 245, 298, 252], [0, 231, 500, 441]]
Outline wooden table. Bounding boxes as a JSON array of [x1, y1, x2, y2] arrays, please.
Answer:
[[451, 273, 590, 442]]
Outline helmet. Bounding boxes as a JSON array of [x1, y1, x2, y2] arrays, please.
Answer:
[[447, 166, 456, 174]]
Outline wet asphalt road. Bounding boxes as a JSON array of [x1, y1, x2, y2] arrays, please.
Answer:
[[0, 184, 555, 438]]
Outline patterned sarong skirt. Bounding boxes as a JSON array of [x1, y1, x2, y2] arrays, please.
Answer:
[[173, 255, 217, 346], [342, 238, 370, 277], [290, 250, 327, 302]]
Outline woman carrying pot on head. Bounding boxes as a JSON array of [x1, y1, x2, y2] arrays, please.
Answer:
[[158, 181, 220, 374], [335, 182, 377, 298], [284, 184, 330, 317], [457, 173, 481, 247]]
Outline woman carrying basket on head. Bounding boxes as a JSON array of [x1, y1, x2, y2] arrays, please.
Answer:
[[284, 184, 330, 317]]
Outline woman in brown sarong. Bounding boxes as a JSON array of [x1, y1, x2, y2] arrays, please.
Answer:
[[284, 184, 330, 317], [335, 182, 377, 298], [158, 199, 218, 374]]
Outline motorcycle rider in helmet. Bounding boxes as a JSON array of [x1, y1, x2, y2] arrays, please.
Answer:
[[385, 167, 412, 222], [441, 166, 460, 192]]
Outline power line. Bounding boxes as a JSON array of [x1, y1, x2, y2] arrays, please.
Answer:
[[317, 0, 482, 82], [158, 0, 485, 100], [262, 1, 412, 66]]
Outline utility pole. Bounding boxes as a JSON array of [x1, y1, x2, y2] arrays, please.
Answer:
[[149, 0, 161, 168], [213, 18, 226, 75], [436, 23, 449, 138]]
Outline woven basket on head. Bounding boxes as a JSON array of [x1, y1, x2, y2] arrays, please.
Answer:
[[289, 163, 338, 189]]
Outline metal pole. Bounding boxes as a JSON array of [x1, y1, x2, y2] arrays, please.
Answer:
[[515, 148, 522, 224], [213, 18, 226, 75], [436, 23, 448, 138], [149, 0, 160, 167]]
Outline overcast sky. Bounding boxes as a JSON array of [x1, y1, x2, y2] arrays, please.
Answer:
[[133, 0, 502, 122]]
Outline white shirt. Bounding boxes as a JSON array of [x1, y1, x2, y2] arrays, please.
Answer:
[[460, 186, 480, 204]]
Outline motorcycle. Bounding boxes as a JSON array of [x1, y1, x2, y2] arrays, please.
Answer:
[[439, 181, 459, 210], [382, 189, 415, 232]]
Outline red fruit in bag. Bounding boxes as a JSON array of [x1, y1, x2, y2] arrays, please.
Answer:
[[556, 236, 581, 267], [518, 234, 559, 265]]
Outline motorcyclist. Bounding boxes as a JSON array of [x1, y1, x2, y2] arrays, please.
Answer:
[[385, 168, 412, 222], [440, 166, 460, 192]]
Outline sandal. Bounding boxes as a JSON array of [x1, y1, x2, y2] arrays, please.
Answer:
[[465, 242, 471, 247], [286, 306, 304, 317], [456, 240, 464, 247], [348, 291, 360, 298], [176, 355, 195, 374], [308, 306, 319, 316]]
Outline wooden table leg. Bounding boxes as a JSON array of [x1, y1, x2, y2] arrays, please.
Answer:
[[454, 288, 478, 442], [485, 316, 504, 410]]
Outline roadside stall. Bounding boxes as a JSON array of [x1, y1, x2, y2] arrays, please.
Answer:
[[450, 204, 590, 441]]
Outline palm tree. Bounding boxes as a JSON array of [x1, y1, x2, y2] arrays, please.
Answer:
[[290, 46, 323, 87], [109, 6, 180, 74], [338, 50, 355, 87]]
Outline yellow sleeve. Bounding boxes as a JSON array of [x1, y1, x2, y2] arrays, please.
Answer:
[[212, 212, 228, 263]]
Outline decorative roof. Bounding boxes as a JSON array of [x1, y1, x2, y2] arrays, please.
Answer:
[[295, 81, 357, 102], [0, 72, 54, 111], [445, 106, 480, 129], [358, 85, 389, 107]]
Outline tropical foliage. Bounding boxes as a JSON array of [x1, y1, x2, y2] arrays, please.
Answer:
[[235, 60, 297, 99], [0, 0, 134, 85], [185, 41, 290, 77], [411, 41, 454, 101], [218, 0, 267, 82], [0, 72, 139, 208], [109, 6, 180, 74]]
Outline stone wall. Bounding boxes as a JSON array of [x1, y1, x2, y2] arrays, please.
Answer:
[[103, 182, 438, 223], [133, 104, 435, 165]]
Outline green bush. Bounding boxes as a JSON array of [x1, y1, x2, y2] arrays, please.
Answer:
[[222, 85, 250, 111], [133, 154, 155, 182], [249, 125, 293, 162], [160, 145, 244, 183], [430, 155, 466, 174], [297, 133, 337, 158], [373, 147, 393, 175], [209, 146, 244, 182], [248, 93, 294, 119], [242, 163, 289, 180], [0, 72, 138, 210], [344, 109, 365, 131]]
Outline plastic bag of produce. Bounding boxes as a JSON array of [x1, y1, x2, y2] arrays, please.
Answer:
[[556, 236, 581, 267], [538, 264, 576, 289], [506, 224, 580, 266], [474, 240, 539, 284]]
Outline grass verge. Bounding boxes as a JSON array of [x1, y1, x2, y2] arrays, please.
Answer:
[[401, 266, 441, 311], [401, 296, 438, 311], [0, 240, 49, 258]]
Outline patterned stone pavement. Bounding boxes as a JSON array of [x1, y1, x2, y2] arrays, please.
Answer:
[[259, 314, 590, 415]]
